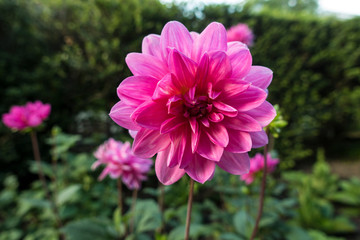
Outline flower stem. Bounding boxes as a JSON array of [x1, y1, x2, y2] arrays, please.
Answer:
[[130, 189, 138, 233], [30, 131, 64, 236], [157, 183, 165, 234], [117, 179, 123, 215], [30, 131, 49, 196], [250, 138, 269, 240], [184, 178, 195, 240]]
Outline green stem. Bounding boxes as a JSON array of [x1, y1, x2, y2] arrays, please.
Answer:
[[250, 136, 269, 240], [130, 189, 138, 233], [117, 179, 123, 215], [184, 178, 195, 240]]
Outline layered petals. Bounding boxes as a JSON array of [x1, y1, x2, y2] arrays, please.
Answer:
[[156, 146, 186, 185], [110, 21, 276, 185], [132, 128, 170, 158], [2, 101, 51, 131]]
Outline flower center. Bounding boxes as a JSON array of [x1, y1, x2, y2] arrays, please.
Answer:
[[183, 95, 212, 119]]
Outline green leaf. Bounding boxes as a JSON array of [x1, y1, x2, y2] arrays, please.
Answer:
[[219, 233, 243, 240], [131, 199, 161, 233], [285, 225, 312, 240], [61, 219, 117, 240], [113, 207, 125, 236], [233, 211, 254, 239], [168, 224, 213, 240], [56, 185, 81, 205]]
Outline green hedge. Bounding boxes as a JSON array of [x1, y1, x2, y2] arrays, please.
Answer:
[[1, 0, 360, 176]]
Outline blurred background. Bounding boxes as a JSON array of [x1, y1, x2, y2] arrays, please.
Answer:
[[0, 0, 359, 239]]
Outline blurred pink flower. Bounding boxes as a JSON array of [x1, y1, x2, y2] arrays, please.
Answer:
[[2, 101, 51, 131], [110, 21, 276, 185], [92, 138, 152, 190], [227, 23, 254, 47], [240, 153, 279, 184]]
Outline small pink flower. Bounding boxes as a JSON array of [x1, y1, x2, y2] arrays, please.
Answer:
[[227, 23, 254, 47], [92, 139, 152, 190], [2, 101, 51, 131], [240, 153, 279, 184], [110, 21, 276, 185]]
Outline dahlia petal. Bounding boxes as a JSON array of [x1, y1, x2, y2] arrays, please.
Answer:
[[160, 21, 193, 60], [160, 116, 186, 134], [128, 130, 138, 138], [191, 128, 200, 153], [132, 100, 169, 130], [195, 53, 210, 93], [227, 41, 252, 79], [224, 113, 262, 132], [226, 130, 252, 153], [156, 146, 185, 185], [142, 34, 162, 59], [217, 151, 250, 175], [217, 79, 250, 99], [190, 31, 199, 41], [227, 85, 267, 112], [126, 53, 168, 79], [197, 132, 224, 161], [109, 102, 140, 130], [250, 130, 268, 148], [243, 66, 273, 90], [168, 135, 186, 168], [168, 49, 197, 90], [189, 117, 198, 133], [98, 168, 112, 181], [133, 128, 170, 158], [192, 22, 227, 62], [206, 123, 229, 148], [153, 74, 178, 100], [167, 95, 184, 115], [117, 76, 158, 106], [200, 118, 210, 127], [213, 101, 238, 115], [245, 101, 276, 127], [208, 51, 232, 83], [180, 140, 194, 169], [208, 112, 224, 122], [185, 154, 216, 184]]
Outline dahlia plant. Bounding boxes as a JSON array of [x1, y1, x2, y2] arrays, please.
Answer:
[[93, 138, 152, 190], [2, 101, 51, 131], [109, 21, 276, 239], [241, 153, 279, 184], [227, 23, 254, 47]]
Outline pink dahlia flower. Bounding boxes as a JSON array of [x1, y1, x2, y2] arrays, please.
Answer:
[[92, 138, 152, 190], [2, 101, 51, 131], [240, 153, 279, 184], [227, 23, 254, 47], [110, 21, 276, 185]]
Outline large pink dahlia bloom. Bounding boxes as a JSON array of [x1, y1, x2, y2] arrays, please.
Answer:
[[240, 153, 279, 185], [2, 101, 51, 131], [227, 23, 254, 47], [110, 21, 276, 185], [92, 139, 152, 190]]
